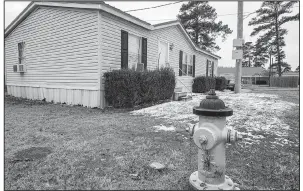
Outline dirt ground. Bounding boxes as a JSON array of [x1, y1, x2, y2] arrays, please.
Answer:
[[4, 90, 299, 190]]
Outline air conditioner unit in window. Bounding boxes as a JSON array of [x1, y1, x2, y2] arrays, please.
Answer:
[[18, 64, 26, 72]]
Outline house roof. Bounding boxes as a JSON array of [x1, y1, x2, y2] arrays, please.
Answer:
[[282, 71, 299, 76], [5, 1, 220, 59], [153, 20, 221, 59], [218, 67, 265, 77]]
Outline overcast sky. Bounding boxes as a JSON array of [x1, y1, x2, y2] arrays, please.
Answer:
[[5, 1, 299, 70]]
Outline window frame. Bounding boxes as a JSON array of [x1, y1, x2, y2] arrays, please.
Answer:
[[181, 51, 194, 76], [206, 59, 214, 77], [128, 33, 142, 70], [157, 38, 170, 68], [18, 42, 25, 65]]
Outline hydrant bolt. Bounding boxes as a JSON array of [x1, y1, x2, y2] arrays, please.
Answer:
[[199, 136, 207, 145]]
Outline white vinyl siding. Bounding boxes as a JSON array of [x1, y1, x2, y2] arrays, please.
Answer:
[[100, 11, 158, 73], [149, 25, 219, 92], [5, 7, 99, 88], [149, 26, 196, 92]]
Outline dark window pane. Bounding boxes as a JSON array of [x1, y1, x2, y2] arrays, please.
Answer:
[[182, 64, 187, 75], [188, 65, 193, 76]]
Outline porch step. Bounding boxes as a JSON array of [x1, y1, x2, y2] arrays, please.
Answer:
[[179, 95, 193, 102], [173, 91, 187, 101]]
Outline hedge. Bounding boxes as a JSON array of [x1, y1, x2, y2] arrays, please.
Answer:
[[215, 76, 227, 91], [270, 76, 299, 88], [104, 67, 175, 108], [192, 76, 216, 93]]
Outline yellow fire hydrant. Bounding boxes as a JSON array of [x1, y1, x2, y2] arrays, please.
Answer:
[[187, 89, 242, 190]]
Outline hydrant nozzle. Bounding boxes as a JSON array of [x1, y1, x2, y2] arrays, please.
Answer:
[[227, 129, 243, 144]]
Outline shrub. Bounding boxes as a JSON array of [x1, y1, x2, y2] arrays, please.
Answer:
[[270, 76, 299, 88], [104, 67, 175, 108], [215, 76, 227, 91], [192, 76, 216, 93]]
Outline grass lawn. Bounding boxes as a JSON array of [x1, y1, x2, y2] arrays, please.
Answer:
[[4, 89, 299, 190]]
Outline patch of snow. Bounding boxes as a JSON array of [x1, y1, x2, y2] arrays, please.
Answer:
[[131, 91, 298, 141], [153, 124, 175, 131]]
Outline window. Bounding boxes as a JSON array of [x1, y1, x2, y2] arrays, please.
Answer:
[[128, 34, 142, 70], [181, 52, 193, 76], [182, 52, 188, 75], [158, 41, 169, 68], [206, 60, 214, 77], [18, 42, 25, 64], [188, 56, 193, 76]]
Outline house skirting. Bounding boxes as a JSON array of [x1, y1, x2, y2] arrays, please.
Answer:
[[6, 85, 105, 108]]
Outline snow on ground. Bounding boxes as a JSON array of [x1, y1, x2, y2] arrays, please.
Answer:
[[153, 124, 176, 132], [131, 91, 298, 145]]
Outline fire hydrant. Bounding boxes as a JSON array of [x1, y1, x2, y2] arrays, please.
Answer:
[[187, 89, 242, 190]]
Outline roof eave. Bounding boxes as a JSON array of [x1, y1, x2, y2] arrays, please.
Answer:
[[153, 21, 221, 60], [5, 2, 36, 38]]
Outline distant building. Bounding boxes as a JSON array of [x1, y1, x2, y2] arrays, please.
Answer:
[[282, 71, 299, 77], [217, 67, 269, 85]]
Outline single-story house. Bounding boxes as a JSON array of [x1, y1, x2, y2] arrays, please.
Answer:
[[217, 67, 269, 85], [281, 71, 299, 77], [5, 1, 220, 108]]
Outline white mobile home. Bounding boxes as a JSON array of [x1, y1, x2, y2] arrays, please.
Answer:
[[5, 1, 220, 108]]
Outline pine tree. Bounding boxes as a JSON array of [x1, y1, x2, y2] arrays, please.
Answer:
[[252, 37, 269, 67], [242, 42, 254, 67], [177, 1, 232, 52], [249, 1, 299, 76]]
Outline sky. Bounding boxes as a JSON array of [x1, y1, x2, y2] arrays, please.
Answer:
[[4, 1, 300, 71]]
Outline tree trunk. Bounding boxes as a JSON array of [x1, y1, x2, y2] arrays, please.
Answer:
[[195, 30, 199, 44], [275, 2, 282, 77]]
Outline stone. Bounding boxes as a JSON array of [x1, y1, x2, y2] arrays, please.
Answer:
[[129, 173, 140, 180], [149, 162, 166, 170]]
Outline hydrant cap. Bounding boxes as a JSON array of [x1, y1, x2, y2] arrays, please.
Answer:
[[193, 89, 233, 117]]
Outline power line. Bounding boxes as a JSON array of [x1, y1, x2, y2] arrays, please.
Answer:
[[243, 5, 299, 20], [125, 1, 183, 13], [145, 12, 252, 22]]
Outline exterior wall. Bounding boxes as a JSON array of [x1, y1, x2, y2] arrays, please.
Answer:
[[150, 26, 218, 92], [5, 7, 101, 107], [100, 11, 158, 73], [99, 11, 159, 107], [99, 14, 219, 94]]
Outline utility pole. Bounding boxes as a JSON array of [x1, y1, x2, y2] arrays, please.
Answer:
[[269, 52, 271, 87], [235, 1, 243, 93]]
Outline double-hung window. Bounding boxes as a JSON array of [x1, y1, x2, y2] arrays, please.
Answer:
[[182, 52, 188, 75], [188, 56, 193, 76], [206, 59, 214, 77], [128, 34, 142, 70], [181, 52, 194, 76], [18, 42, 25, 64]]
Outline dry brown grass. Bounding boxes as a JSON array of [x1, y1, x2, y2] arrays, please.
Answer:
[[4, 90, 299, 190]]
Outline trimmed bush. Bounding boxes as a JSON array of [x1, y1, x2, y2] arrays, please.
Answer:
[[192, 76, 216, 93], [215, 76, 227, 91], [270, 76, 299, 88], [104, 67, 175, 108]]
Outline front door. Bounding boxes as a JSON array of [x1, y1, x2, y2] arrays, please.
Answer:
[[158, 41, 169, 68]]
